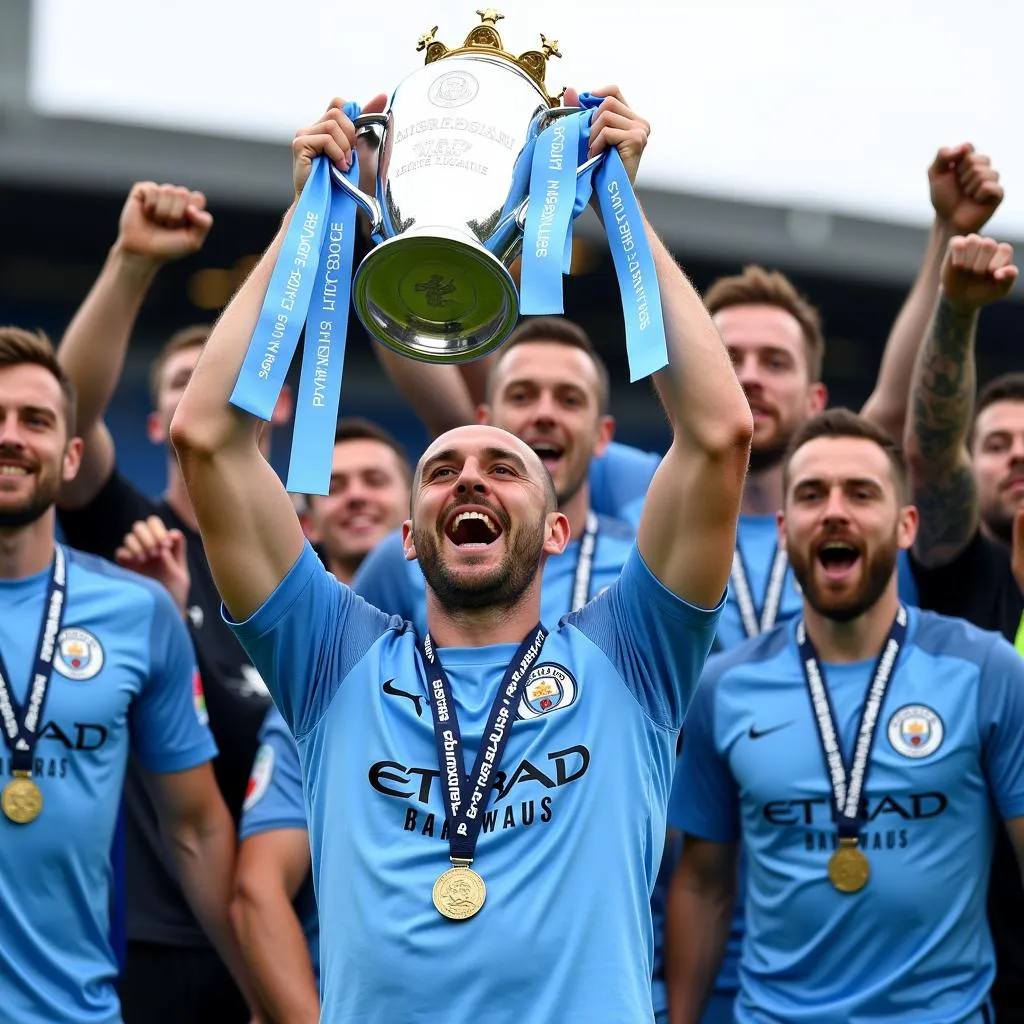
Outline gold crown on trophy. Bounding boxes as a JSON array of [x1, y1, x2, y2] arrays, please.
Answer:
[[416, 9, 563, 106]]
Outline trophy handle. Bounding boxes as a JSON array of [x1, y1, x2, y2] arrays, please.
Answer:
[[328, 112, 389, 234]]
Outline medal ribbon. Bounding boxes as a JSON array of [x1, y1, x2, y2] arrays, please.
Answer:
[[731, 543, 789, 640], [0, 546, 68, 775], [569, 511, 600, 613], [797, 606, 907, 838], [420, 624, 547, 863]]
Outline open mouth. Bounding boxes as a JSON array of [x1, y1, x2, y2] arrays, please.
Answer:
[[445, 509, 502, 548], [528, 441, 564, 474], [817, 540, 861, 579]]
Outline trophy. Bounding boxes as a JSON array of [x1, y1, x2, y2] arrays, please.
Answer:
[[333, 9, 589, 364]]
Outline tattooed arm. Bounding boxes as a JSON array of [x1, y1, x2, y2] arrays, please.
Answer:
[[904, 234, 1018, 568]]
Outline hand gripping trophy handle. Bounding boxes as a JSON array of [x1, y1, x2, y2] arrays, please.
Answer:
[[512, 106, 603, 232], [328, 113, 390, 236]]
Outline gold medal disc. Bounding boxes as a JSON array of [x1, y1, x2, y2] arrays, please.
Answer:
[[828, 842, 870, 893], [432, 865, 487, 920], [2, 776, 43, 825]]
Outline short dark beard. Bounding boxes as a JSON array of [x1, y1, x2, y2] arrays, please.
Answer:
[[415, 515, 545, 612], [747, 436, 788, 475], [789, 538, 898, 624], [0, 493, 54, 530]]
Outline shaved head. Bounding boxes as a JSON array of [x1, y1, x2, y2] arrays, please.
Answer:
[[413, 424, 557, 514]]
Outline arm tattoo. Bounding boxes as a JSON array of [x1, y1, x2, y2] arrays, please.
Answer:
[[908, 297, 980, 567]]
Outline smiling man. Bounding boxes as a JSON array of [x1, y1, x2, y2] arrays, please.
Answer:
[[353, 316, 636, 632], [667, 408, 1024, 1024], [168, 92, 752, 1022]]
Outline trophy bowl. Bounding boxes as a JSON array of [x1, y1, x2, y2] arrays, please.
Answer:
[[332, 11, 575, 364]]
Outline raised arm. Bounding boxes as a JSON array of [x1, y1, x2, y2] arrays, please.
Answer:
[[57, 182, 212, 507], [169, 106, 369, 620], [904, 234, 1018, 568], [862, 145, 1003, 441]]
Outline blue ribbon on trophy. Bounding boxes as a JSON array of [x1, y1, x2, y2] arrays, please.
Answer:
[[230, 102, 362, 495], [229, 14, 671, 494], [519, 92, 668, 383]]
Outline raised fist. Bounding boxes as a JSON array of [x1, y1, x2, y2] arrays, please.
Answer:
[[940, 234, 1018, 314], [929, 145, 1003, 235], [115, 182, 213, 264]]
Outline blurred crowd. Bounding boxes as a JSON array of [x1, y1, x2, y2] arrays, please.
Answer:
[[0, 82, 1021, 1024]]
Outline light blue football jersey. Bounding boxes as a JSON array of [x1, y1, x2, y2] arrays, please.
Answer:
[[673, 609, 1024, 1023], [0, 548, 216, 1024], [239, 704, 319, 981], [588, 440, 661, 528], [228, 541, 722, 1023], [352, 513, 636, 635]]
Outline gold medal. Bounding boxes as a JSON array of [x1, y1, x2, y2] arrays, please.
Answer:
[[828, 839, 869, 893], [2, 775, 43, 825], [432, 864, 487, 920]]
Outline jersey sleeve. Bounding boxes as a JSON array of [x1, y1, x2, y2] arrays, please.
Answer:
[[132, 585, 219, 774], [227, 541, 398, 738], [566, 544, 724, 729], [669, 671, 740, 841], [351, 530, 418, 620], [239, 706, 307, 840], [587, 441, 661, 526], [57, 468, 156, 561], [978, 637, 1024, 821]]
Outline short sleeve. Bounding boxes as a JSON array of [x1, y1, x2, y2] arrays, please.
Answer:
[[226, 541, 398, 737], [239, 707, 307, 840], [132, 587, 218, 774], [587, 442, 661, 527], [566, 545, 723, 729], [669, 674, 740, 841], [352, 530, 419, 621], [978, 637, 1024, 820]]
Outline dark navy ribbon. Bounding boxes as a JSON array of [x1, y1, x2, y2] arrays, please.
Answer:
[[419, 624, 547, 862], [797, 606, 907, 837], [0, 546, 68, 774], [230, 101, 362, 495]]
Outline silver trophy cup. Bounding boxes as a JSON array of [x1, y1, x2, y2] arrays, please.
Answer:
[[332, 11, 592, 363]]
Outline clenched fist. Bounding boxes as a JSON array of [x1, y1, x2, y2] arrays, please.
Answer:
[[114, 182, 213, 265], [940, 234, 1018, 314], [929, 144, 1003, 235]]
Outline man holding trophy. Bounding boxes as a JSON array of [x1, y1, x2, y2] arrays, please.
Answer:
[[170, 14, 750, 1021]]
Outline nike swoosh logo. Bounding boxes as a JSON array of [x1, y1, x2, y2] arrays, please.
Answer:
[[382, 679, 424, 717], [748, 722, 793, 740]]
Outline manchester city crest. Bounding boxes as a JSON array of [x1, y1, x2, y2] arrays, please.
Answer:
[[887, 704, 944, 759], [54, 627, 104, 681], [517, 663, 578, 720]]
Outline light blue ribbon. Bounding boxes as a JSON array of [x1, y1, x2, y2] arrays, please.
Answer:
[[517, 93, 667, 382], [229, 157, 331, 420], [229, 102, 363, 495], [286, 157, 359, 494], [519, 115, 580, 314]]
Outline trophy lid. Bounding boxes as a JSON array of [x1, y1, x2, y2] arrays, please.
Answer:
[[416, 9, 562, 106]]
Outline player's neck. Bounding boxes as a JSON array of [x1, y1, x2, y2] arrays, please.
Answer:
[[0, 512, 58, 580], [741, 464, 784, 517], [802, 583, 901, 665], [558, 483, 591, 539], [425, 581, 544, 649], [326, 555, 358, 586]]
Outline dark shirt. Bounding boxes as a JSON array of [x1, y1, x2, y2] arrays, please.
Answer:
[[59, 469, 271, 946], [912, 530, 1024, 1023]]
